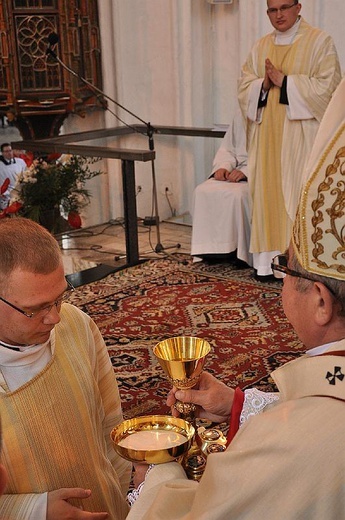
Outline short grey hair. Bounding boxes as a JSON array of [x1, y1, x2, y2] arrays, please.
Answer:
[[290, 250, 345, 317]]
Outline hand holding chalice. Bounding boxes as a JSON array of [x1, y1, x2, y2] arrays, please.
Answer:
[[153, 336, 211, 418], [110, 337, 211, 479]]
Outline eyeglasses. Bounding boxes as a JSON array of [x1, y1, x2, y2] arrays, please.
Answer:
[[0, 279, 75, 319], [271, 254, 314, 280], [267, 2, 298, 15], [271, 254, 336, 296]]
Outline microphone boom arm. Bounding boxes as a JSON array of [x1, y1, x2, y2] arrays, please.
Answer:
[[46, 43, 179, 255], [47, 49, 152, 136]]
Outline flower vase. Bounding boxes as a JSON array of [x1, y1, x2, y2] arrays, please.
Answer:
[[39, 207, 69, 234]]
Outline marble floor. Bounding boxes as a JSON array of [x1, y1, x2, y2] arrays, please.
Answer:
[[59, 218, 192, 278]]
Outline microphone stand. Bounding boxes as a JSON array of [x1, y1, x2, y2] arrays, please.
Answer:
[[46, 45, 180, 256]]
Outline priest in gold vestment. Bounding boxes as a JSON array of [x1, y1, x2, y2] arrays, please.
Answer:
[[237, 0, 341, 278], [0, 219, 131, 519]]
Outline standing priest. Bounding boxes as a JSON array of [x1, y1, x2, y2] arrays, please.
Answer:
[[237, 0, 341, 279]]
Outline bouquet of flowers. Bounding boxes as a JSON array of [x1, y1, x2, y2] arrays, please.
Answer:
[[0, 154, 103, 232]]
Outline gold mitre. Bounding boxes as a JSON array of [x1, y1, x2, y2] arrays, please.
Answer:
[[292, 78, 345, 281]]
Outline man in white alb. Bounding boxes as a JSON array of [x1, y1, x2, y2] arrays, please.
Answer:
[[0, 143, 27, 210], [191, 111, 252, 268]]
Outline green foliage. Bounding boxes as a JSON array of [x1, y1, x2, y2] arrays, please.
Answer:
[[11, 154, 103, 218]]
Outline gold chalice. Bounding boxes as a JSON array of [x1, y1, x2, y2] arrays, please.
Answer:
[[153, 336, 211, 417]]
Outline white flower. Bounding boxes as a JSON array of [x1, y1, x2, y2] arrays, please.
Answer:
[[57, 154, 73, 165]]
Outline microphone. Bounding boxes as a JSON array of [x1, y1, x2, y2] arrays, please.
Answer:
[[46, 32, 59, 56]]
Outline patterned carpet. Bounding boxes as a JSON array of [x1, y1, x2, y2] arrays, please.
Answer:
[[69, 254, 304, 419]]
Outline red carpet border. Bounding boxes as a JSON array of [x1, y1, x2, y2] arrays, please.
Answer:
[[69, 255, 302, 419]]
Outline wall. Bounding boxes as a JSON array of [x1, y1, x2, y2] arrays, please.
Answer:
[[62, 0, 345, 227]]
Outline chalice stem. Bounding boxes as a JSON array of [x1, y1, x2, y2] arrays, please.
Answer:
[[174, 399, 196, 419]]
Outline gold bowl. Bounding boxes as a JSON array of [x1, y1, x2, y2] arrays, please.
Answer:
[[111, 415, 195, 464]]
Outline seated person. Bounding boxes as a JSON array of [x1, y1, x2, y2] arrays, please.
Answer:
[[191, 111, 252, 267], [0, 144, 27, 210]]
